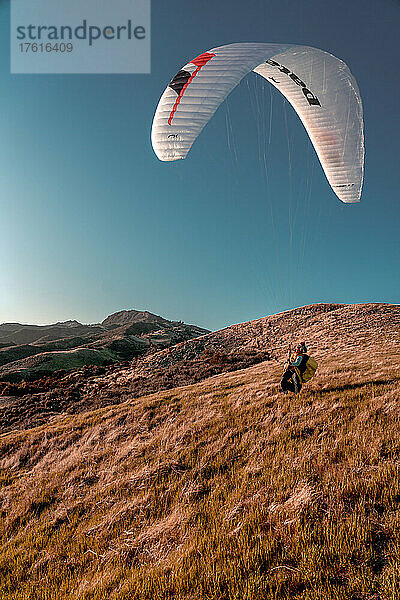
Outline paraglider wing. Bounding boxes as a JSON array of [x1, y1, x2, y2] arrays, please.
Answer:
[[151, 43, 364, 203], [151, 44, 293, 160], [253, 46, 364, 203]]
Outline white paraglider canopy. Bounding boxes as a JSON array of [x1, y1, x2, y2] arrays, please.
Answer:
[[151, 43, 364, 203]]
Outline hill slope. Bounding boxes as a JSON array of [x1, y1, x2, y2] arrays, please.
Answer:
[[0, 303, 399, 599]]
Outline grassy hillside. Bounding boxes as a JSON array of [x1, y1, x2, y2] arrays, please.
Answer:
[[1, 325, 399, 599]]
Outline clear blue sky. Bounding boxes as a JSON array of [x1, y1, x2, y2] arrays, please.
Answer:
[[0, 0, 399, 330]]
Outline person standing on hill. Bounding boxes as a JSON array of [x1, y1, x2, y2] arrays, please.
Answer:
[[280, 342, 309, 394]]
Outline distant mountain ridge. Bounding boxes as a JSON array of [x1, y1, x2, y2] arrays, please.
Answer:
[[102, 310, 175, 329], [0, 321, 103, 346], [0, 309, 209, 381]]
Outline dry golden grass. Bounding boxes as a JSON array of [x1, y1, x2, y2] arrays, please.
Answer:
[[0, 340, 399, 599]]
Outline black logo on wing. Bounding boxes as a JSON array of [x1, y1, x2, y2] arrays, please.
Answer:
[[168, 70, 191, 96], [266, 59, 321, 107]]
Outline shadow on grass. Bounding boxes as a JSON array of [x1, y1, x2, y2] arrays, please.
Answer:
[[320, 378, 397, 393]]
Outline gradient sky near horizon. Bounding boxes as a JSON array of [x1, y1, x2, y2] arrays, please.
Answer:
[[0, 0, 399, 331]]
